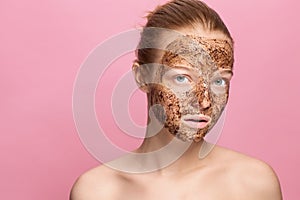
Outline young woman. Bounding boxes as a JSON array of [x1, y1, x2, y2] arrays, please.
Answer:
[[70, 0, 282, 199]]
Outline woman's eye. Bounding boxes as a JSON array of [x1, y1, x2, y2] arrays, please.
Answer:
[[213, 78, 227, 87], [175, 75, 189, 83]]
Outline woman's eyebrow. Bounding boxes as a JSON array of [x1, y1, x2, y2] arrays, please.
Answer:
[[170, 65, 197, 72], [219, 69, 233, 76], [171, 66, 233, 75]]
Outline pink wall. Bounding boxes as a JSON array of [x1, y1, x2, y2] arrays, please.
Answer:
[[1, 0, 299, 199]]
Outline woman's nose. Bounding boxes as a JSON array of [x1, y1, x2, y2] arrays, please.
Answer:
[[199, 91, 211, 110], [192, 82, 211, 110]]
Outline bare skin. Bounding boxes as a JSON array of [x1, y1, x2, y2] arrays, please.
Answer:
[[70, 144, 282, 200], [70, 28, 282, 200]]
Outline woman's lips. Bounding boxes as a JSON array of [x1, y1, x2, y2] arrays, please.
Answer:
[[181, 114, 211, 129]]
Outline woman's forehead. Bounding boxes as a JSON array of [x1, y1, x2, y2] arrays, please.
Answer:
[[161, 35, 234, 70]]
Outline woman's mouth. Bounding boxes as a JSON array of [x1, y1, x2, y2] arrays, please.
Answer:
[[181, 114, 211, 129]]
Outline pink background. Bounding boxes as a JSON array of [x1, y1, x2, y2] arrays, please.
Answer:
[[1, 0, 299, 199]]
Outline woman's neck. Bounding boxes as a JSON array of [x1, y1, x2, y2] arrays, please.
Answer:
[[134, 127, 207, 176]]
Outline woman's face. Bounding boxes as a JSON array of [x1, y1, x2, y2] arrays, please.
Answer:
[[149, 35, 234, 142]]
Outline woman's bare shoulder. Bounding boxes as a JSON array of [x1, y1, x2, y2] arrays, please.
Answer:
[[69, 164, 122, 200], [212, 145, 282, 199], [213, 145, 278, 174]]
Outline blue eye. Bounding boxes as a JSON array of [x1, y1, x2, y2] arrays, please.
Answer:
[[175, 75, 189, 83], [213, 78, 226, 86]]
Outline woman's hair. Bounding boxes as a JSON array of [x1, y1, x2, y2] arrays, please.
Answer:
[[136, 0, 233, 65]]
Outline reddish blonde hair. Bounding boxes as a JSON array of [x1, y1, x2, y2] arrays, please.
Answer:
[[136, 0, 233, 65]]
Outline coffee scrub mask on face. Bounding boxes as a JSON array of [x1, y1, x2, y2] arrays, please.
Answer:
[[149, 35, 234, 142]]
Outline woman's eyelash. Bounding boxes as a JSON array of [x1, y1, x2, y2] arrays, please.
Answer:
[[174, 75, 190, 83], [212, 78, 228, 86]]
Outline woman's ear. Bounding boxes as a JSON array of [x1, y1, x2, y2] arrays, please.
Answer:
[[132, 62, 150, 93]]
